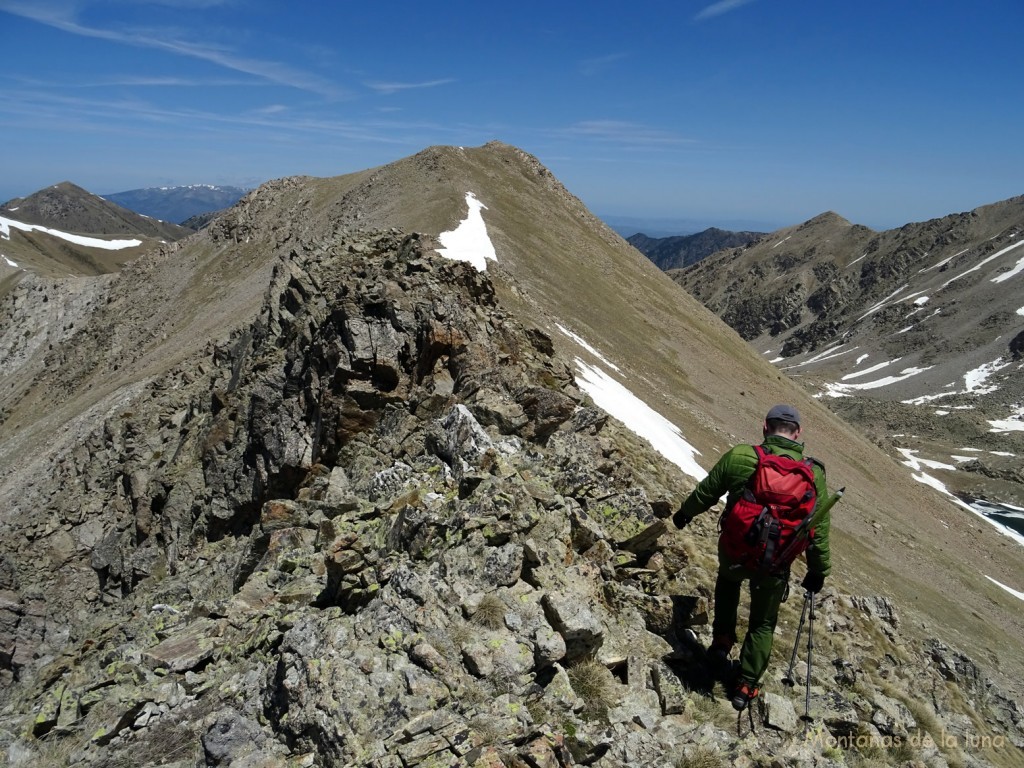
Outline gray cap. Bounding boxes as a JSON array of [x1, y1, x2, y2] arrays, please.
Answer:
[[765, 404, 801, 426]]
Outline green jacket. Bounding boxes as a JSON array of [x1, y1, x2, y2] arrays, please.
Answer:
[[679, 435, 832, 577]]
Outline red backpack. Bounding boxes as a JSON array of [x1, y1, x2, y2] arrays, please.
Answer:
[[719, 445, 818, 574]]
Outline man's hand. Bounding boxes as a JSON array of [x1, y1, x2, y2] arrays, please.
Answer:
[[801, 571, 825, 594], [672, 508, 693, 530]]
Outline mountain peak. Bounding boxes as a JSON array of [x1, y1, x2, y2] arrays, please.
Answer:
[[2, 181, 192, 241], [802, 210, 854, 228], [1, 142, 1022, 764]]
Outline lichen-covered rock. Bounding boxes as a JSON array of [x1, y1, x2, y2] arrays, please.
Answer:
[[1, 219, 1021, 768]]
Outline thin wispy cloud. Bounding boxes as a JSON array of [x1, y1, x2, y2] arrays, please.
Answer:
[[251, 104, 288, 116], [562, 120, 696, 148], [80, 76, 259, 88], [138, 0, 237, 7], [0, 1, 349, 99], [694, 0, 756, 21], [0, 87, 465, 147], [364, 79, 455, 95], [579, 53, 627, 76]]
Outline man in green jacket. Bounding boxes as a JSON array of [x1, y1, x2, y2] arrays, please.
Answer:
[[673, 404, 831, 711]]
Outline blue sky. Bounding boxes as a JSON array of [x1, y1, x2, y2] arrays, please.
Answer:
[[1, 0, 1022, 232]]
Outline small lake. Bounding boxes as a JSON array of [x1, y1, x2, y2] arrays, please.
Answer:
[[965, 498, 1024, 544]]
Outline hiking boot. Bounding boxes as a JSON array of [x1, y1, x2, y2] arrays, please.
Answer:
[[731, 681, 760, 711]]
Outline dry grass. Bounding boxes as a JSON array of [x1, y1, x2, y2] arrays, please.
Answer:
[[675, 745, 726, 768], [566, 659, 619, 720], [472, 592, 507, 630], [688, 692, 721, 724]]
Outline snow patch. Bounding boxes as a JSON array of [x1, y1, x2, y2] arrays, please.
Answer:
[[964, 357, 1010, 393], [992, 247, 1024, 283], [0, 215, 143, 249], [785, 343, 858, 369], [436, 192, 497, 271], [821, 366, 931, 396], [573, 360, 705, 480], [897, 448, 956, 472], [556, 324, 620, 371], [857, 284, 908, 322], [894, 452, 1023, 545], [942, 239, 1024, 289], [901, 358, 1010, 405], [920, 248, 967, 273], [2, 255, 17, 268], [841, 359, 896, 381], [990, 419, 1024, 433], [989, 404, 1024, 433], [985, 576, 1024, 601]]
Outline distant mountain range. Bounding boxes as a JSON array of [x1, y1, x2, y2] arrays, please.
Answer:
[[670, 202, 1024, 511], [0, 182, 191, 283], [627, 228, 765, 270], [102, 183, 248, 225], [2, 182, 191, 241], [601, 214, 779, 238]]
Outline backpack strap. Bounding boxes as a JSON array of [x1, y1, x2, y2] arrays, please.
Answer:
[[749, 444, 767, 478], [739, 444, 767, 503]]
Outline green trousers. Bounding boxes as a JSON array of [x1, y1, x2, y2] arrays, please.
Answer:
[[712, 557, 788, 686]]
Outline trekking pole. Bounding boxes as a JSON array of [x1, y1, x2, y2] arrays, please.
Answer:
[[781, 590, 810, 687], [800, 590, 816, 723], [773, 488, 845, 568]]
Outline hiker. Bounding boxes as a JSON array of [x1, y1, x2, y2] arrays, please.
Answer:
[[673, 404, 831, 711]]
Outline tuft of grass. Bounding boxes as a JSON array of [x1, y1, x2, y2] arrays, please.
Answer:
[[887, 738, 917, 763], [846, 755, 888, 768], [25, 733, 84, 768], [689, 693, 720, 724], [472, 592, 507, 630], [675, 745, 726, 768], [446, 620, 476, 652], [566, 659, 618, 720], [468, 714, 509, 747], [525, 697, 550, 727]]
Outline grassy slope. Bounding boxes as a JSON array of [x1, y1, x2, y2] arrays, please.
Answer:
[[2, 143, 1020, 703], [308, 143, 1024, 698]]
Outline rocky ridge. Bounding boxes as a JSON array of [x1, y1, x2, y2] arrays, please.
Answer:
[[669, 202, 1024, 508], [1, 144, 1022, 767], [0, 218, 1021, 766]]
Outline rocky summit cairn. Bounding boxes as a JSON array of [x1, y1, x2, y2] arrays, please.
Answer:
[[0, 151, 1022, 767]]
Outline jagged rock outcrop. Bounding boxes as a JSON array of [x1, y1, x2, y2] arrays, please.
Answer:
[[0, 225, 1020, 767], [1, 146, 1022, 767]]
